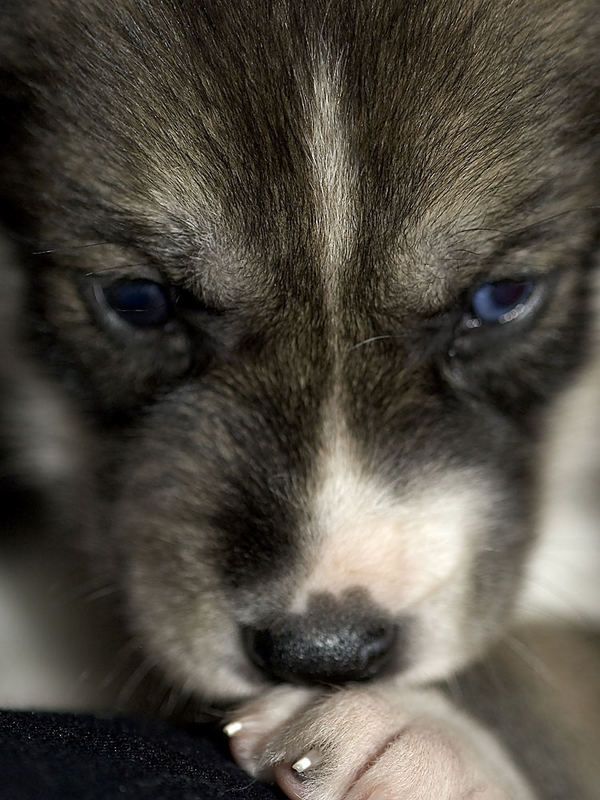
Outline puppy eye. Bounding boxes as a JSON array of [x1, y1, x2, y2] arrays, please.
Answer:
[[103, 280, 173, 327], [469, 280, 535, 325]]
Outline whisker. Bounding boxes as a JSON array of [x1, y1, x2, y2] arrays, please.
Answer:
[[505, 634, 558, 689], [31, 241, 111, 256], [449, 247, 584, 266], [513, 599, 587, 629], [84, 262, 152, 276], [158, 683, 182, 719], [83, 584, 119, 603], [456, 204, 600, 240], [194, 701, 229, 724], [68, 574, 119, 603], [159, 675, 196, 719], [99, 637, 144, 692], [116, 654, 158, 706], [349, 334, 401, 351]]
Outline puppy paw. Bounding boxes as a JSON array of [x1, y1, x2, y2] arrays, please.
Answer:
[[224, 685, 536, 800]]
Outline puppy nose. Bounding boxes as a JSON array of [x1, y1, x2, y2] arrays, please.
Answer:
[[242, 614, 398, 685]]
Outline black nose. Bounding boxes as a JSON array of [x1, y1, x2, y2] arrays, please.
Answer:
[[242, 610, 398, 685]]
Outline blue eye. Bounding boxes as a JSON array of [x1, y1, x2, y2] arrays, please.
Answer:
[[103, 280, 172, 327], [471, 280, 535, 324]]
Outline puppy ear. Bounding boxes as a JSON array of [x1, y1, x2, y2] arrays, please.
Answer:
[[0, 232, 84, 538]]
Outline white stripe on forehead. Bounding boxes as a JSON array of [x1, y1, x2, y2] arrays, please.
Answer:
[[304, 53, 357, 298]]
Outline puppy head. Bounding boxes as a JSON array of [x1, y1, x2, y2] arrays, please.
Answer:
[[2, 0, 599, 703]]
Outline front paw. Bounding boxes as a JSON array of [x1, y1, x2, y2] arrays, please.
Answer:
[[224, 685, 536, 800]]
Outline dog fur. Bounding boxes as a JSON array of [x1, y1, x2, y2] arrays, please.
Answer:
[[1, 1, 600, 797]]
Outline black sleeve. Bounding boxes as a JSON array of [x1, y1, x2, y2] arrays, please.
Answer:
[[0, 710, 285, 800]]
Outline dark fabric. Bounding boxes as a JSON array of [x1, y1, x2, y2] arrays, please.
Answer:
[[0, 710, 284, 799]]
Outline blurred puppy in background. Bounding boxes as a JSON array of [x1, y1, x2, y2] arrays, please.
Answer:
[[1, 1, 599, 798]]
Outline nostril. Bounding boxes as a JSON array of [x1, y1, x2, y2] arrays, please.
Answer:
[[242, 617, 398, 685]]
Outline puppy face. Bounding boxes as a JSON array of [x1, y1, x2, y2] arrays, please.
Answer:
[[2, 0, 599, 703]]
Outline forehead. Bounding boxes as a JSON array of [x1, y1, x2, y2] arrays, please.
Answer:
[[45, 0, 592, 310]]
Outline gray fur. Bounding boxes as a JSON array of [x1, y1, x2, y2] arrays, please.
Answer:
[[1, 1, 599, 796]]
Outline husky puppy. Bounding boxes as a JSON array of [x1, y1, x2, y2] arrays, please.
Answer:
[[1, 1, 599, 797]]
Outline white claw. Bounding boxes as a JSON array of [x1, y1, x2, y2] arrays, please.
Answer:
[[292, 749, 322, 774], [223, 720, 244, 737]]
